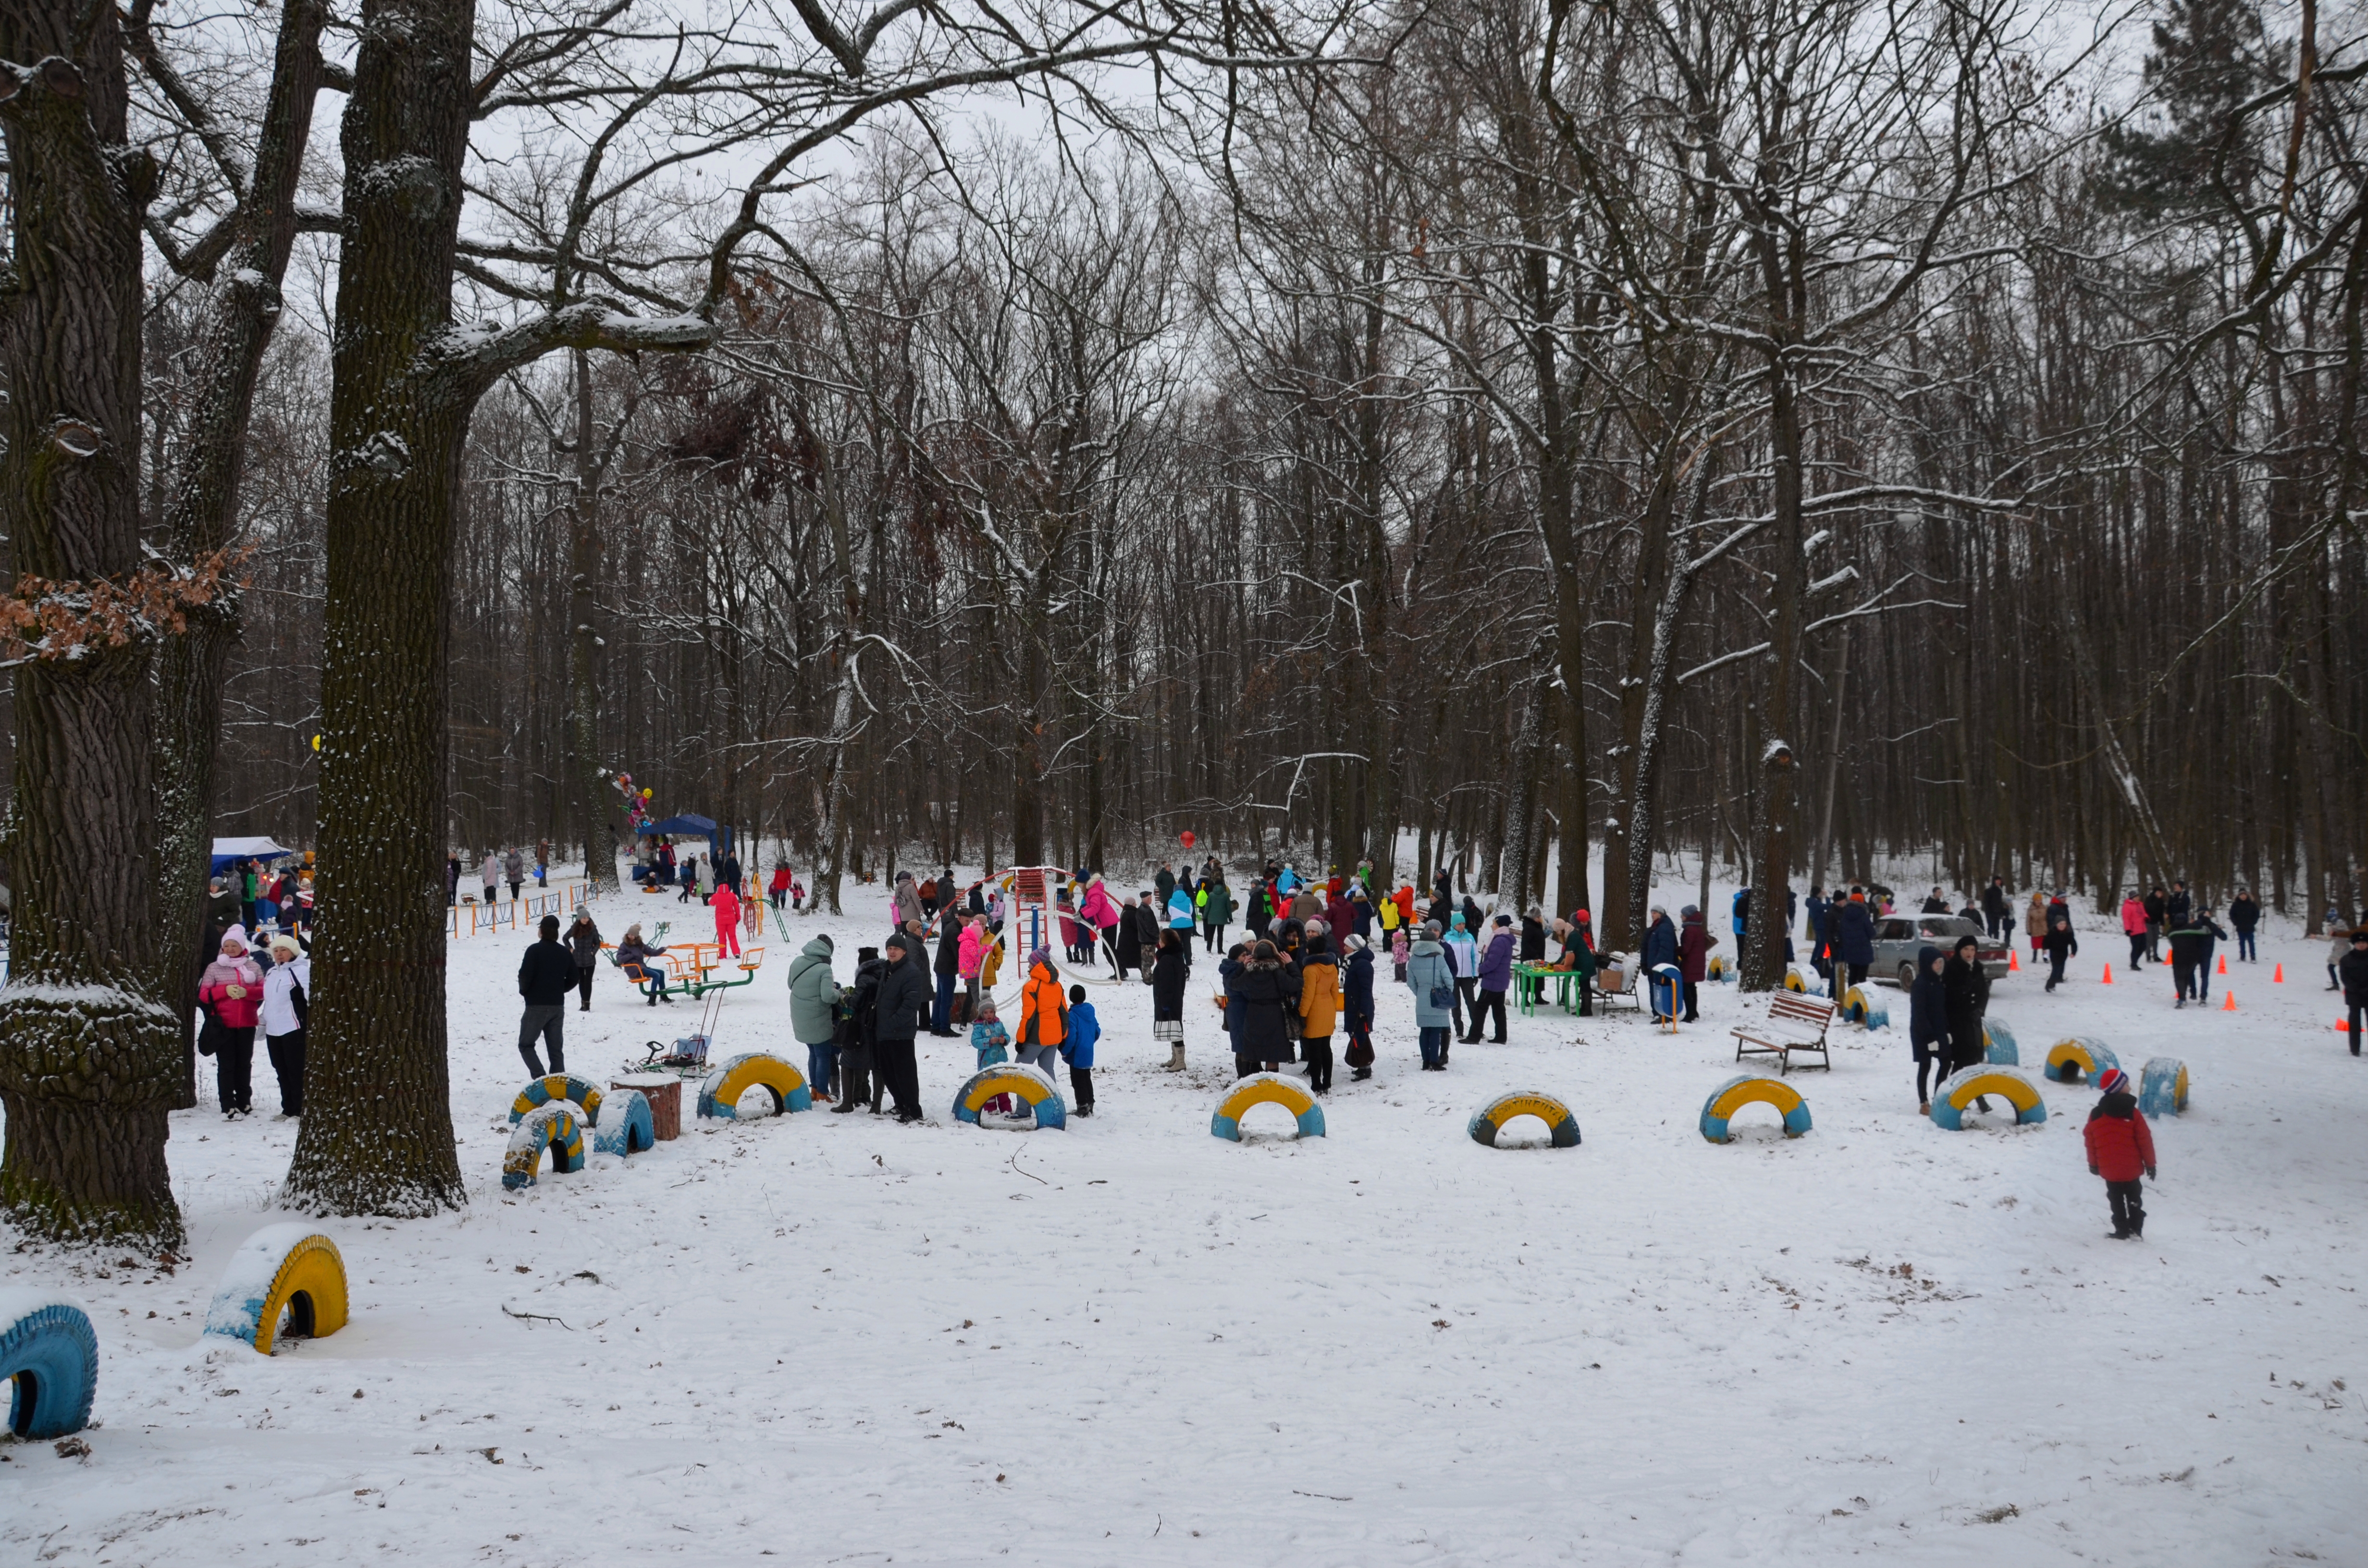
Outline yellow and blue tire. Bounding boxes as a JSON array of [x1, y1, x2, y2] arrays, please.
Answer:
[[592, 1088, 655, 1155], [697, 1052, 812, 1119], [1783, 968, 1809, 993], [0, 1290, 98, 1438], [509, 1074, 605, 1127], [1984, 1020, 2019, 1065], [202, 1224, 350, 1354], [1467, 1091, 1581, 1149], [952, 1065, 1067, 1130], [2139, 1056, 2189, 1117], [1838, 985, 1889, 1029], [1210, 1073, 1325, 1141], [1699, 1074, 1813, 1143], [503, 1103, 587, 1190], [2044, 1037, 2119, 1084], [1929, 1066, 2047, 1130], [1707, 956, 1730, 982]]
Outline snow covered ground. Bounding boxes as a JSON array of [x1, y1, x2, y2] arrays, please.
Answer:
[[5, 866, 2365, 1566]]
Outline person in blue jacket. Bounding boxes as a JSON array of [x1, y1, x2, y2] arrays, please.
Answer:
[[1641, 904, 1682, 1021], [1060, 985, 1099, 1115], [1830, 886, 1876, 986], [1166, 883, 1197, 973], [1804, 887, 1831, 980]]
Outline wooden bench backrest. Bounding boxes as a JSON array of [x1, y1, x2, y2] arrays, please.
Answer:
[[1769, 993, 1836, 1027]]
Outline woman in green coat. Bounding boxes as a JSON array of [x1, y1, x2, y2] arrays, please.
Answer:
[[1198, 873, 1235, 952]]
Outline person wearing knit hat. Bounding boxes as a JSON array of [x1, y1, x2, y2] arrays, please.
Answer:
[[2083, 1066, 2157, 1240]]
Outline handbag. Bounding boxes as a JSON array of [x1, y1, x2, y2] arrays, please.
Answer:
[[951, 990, 973, 1026]]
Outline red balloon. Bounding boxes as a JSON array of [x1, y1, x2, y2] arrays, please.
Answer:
[[1179, 831, 1196, 849]]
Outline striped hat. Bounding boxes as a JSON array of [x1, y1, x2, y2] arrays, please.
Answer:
[[2097, 1067, 2129, 1097]]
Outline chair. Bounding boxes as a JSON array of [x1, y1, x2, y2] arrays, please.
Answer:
[[1591, 953, 1640, 1013]]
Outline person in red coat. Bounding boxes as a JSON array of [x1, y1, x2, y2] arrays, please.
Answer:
[[198, 930, 265, 1117], [711, 879, 743, 959], [2082, 1067, 2158, 1240], [1677, 906, 1716, 1023]]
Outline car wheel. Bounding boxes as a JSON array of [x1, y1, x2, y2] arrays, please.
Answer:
[[1899, 963, 1916, 991]]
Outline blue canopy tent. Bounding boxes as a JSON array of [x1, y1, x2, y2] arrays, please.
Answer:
[[210, 836, 296, 875], [638, 813, 718, 838]]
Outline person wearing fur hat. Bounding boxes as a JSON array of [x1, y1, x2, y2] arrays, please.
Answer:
[[258, 932, 311, 1117], [197, 929, 264, 1116], [2083, 1067, 2157, 1240]]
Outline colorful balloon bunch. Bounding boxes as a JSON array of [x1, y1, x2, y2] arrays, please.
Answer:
[[613, 772, 655, 831]]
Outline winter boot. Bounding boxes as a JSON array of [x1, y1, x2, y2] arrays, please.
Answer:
[[1166, 1042, 1186, 1072]]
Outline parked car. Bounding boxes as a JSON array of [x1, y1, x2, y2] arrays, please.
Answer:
[[1872, 912, 2010, 988]]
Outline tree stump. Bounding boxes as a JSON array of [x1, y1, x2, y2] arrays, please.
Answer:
[[613, 1075, 681, 1141]]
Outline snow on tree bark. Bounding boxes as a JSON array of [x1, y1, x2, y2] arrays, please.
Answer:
[[0, 24, 185, 1246]]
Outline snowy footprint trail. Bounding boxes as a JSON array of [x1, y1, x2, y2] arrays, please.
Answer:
[[4, 874, 2363, 1565]]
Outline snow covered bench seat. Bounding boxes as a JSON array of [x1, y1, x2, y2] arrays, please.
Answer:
[[1731, 993, 1836, 1075]]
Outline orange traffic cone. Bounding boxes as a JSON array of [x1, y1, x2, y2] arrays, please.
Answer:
[[2222, 992, 2236, 1012], [2009, 949, 2021, 971], [2275, 962, 2285, 983], [2217, 954, 2227, 975], [2340, 1018, 2351, 1032], [2102, 963, 2113, 984]]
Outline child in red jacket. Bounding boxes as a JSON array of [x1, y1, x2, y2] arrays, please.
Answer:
[[2082, 1067, 2157, 1239]]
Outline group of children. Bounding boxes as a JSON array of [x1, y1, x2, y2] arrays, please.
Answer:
[[969, 957, 1100, 1116]]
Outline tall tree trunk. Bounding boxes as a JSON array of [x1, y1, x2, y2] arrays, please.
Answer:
[[282, 0, 479, 1216], [149, 0, 331, 1108], [0, 14, 184, 1245], [1744, 359, 1805, 992], [566, 351, 620, 891]]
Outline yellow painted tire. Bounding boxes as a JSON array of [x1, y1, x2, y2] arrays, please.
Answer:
[[2045, 1037, 2119, 1084], [203, 1225, 349, 1355], [953, 1066, 1066, 1129], [1211, 1073, 1324, 1140], [1468, 1091, 1580, 1148], [1700, 1075, 1812, 1142], [697, 1052, 812, 1118], [1930, 1066, 2046, 1130]]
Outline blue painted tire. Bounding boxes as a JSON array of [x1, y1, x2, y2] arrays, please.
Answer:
[[2044, 1038, 2120, 1084], [593, 1088, 655, 1155], [1984, 1020, 2019, 1065], [1929, 1066, 2047, 1130], [0, 1291, 98, 1439], [503, 1103, 587, 1190], [508, 1074, 605, 1126], [2140, 1056, 2189, 1118]]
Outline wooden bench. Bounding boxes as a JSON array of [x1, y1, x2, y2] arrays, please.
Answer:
[[1732, 992, 1836, 1074]]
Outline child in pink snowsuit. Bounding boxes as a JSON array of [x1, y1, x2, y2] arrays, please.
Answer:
[[712, 881, 742, 958]]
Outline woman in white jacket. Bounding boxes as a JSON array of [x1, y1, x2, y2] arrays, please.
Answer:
[[259, 933, 311, 1117]]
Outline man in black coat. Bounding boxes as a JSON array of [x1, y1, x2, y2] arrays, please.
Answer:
[[2228, 887, 2261, 962], [1830, 890, 1876, 986], [1921, 887, 1949, 914], [871, 932, 932, 1121], [2042, 912, 2078, 992], [2340, 930, 2368, 1055], [1980, 876, 2009, 942], [1132, 894, 1162, 982], [834, 946, 886, 1114], [516, 914, 576, 1075], [931, 911, 962, 1036]]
